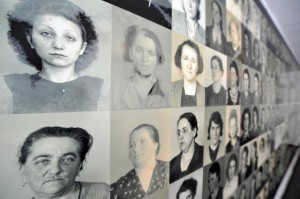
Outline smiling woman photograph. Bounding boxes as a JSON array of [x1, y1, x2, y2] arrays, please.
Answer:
[[0, 0, 111, 114], [170, 36, 205, 107]]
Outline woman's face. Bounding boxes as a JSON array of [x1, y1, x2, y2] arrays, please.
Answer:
[[244, 34, 249, 52], [228, 159, 236, 180], [211, 58, 223, 83], [178, 189, 194, 199], [243, 112, 250, 130], [243, 72, 249, 92], [177, 118, 196, 153], [181, 45, 199, 82], [129, 32, 158, 78], [21, 137, 82, 198], [229, 117, 237, 138], [230, 67, 238, 87], [212, 2, 221, 25], [210, 121, 221, 146], [230, 22, 239, 47], [240, 188, 246, 199], [28, 15, 86, 69], [183, 0, 199, 20], [253, 76, 259, 91], [253, 111, 258, 127], [129, 128, 158, 169], [241, 150, 247, 169]]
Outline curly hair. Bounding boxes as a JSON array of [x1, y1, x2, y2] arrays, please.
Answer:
[[174, 40, 203, 74], [207, 111, 223, 139], [7, 0, 98, 71]]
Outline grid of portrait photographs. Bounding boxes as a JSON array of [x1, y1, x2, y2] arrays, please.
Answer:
[[0, 0, 299, 199]]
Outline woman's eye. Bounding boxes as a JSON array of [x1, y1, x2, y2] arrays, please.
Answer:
[[65, 35, 76, 42], [35, 159, 50, 166], [40, 31, 52, 37], [62, 157, 75, 164]]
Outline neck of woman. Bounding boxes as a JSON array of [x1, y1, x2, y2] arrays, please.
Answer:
[[231, 137, 237, 145], [39, 65, 78, 83], [132, 74, 157, 98], [212, 81, 222, 93], [186, 17, 197, 31], [210, 141, 219, 150], [135, 158, 156, 193], [181, 141, 195, 171], [34, 182, 77, 199], [232, 42, 239, 51], [183, 79, 197, 95]]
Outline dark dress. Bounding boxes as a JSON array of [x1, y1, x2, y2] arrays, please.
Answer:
[[206, 25, 226, 53], [238, 166, 251, 184], [111, 0, 171, 29], [225, 137, 240, 153], [205, 84, 226, 106], [170, 143, 204, 183], [227, 88, 240, 105], [111, 160, 169, 199], [207, 187, 223, 199], [4, 73, 104, 113]]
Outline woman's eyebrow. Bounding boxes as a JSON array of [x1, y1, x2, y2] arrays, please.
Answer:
[[62, 152, 78, 158], [32, 154, 51, 161]]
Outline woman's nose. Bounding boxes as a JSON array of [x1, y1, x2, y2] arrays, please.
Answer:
[[142, 52, 149, 62], [48, 160, 62, 174], [52, 37, 65, 50]]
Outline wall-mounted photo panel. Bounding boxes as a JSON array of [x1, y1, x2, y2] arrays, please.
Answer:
[[242, 25, 253, 67], [0, 112, 111, 199], [0, 0, 112, 114], [225, 12, 242, 60], [111, 7, 171, 110], [204, 106, 226, 166], [110, 108, 171, 198], [171, 32, 206, 107], [251, 35, 261, 71], [239, 142, 252, 185], [238, 175, 250, 199], [240, 105, 254, 145], [170, 107, 205, 183], [205, 47, 227, 106], [225, 106, 241, 153], [227, 57, 242, 105], [205, 0, 227, 54], [241, 64, 258, 105], [223, 149, 239, 198], [172, 0, 206, 45], [249, 0, 261, 40], [202, 157, 225, 199], [169, 168, 203, 199]]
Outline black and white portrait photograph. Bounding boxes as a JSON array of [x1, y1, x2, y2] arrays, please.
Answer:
[[172, 0, 205, 44], [170, 33, 205, 107], [205, 0, 227, 54], [227, 58, 242, 105], [204, 106, 226, 166], [202, 157, 225, 199], [242, 26, 252, 67], [0, 112, 111, 199], [170, 108, 205, 183], [0, 0, 112, 114], [223, 150, 239, 199], [110, 0, 172, 29], [241, 65, 256, 105], [240, 106, 254, 145], [225, 106, 241, 153], [252, 37, 261, 71], [204, 47, 227, 106], [248, 1, 261, 40], [242, 0, 251, 29], [238, 143, 252, 184], [238, 178, 250, 199], [225, 13, 242, 60], [110, 109, 171, 199], [169, 169, 203, 199], [111, 7, 171, 110]]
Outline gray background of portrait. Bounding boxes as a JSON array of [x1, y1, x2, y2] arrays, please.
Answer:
[[170, 107, 205, 158], [110, 7, 171, 109], [169, 168, 203, 199], [110, 108, 171, 183], [0, 112, 110, 199], [0, 0, 112, 81]]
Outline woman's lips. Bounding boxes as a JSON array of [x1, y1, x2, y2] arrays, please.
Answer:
[[50, 53, 67, 58]]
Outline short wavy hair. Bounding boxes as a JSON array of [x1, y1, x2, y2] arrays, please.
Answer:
[[241, 107, 251, 131], [230, 61, 239, 86], [209, 161, 221, 182], [174, 40, 203, 74], [7, 0, 98, 71], [18, 126, 93, 170], [226, 153, 238, 178], [176, 178, 198, 199], [211, 55, 224, 73], [243, 69, 251, 89], [207, 111, 223, 139], [123, 25, 165, 65]]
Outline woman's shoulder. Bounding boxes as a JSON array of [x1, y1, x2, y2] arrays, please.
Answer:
[[78, 181, 110, 199]]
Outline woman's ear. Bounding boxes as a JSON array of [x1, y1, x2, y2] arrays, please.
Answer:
[[79, 42, 87, 56], [25, 30, 34, 49], [20, 166, 27, 187]]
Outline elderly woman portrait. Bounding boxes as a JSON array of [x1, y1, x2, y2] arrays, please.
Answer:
[[226, 17, 241, 60], [206, 0, 226, 53], [170, 112, 204, 183], [226, 109, 240, 153], [223, 153, 239, 199], [227, 61, 240, 105], [1, 0, 109, 114], [18, 126, 109, 199], [241, 68, 253, 105], [205, 55, 227, 106], [171, 40, 205, 107], [111, 124, 169, 198], [240, 108, 252, 145], [205, 111, 224, 163], [113, 25, 168, 109], [176, 178, 198, 199], [242, 28, 252, 66]]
